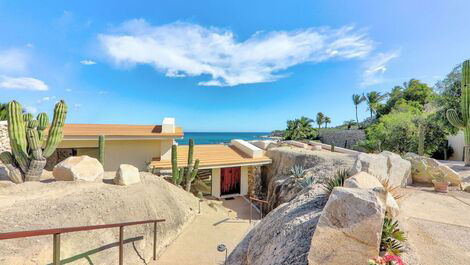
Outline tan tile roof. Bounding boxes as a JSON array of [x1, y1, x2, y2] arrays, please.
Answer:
[[53, 124, 183, 137], [150, 144, 271, 169]]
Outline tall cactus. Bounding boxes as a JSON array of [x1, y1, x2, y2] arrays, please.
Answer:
[[0, 100, 67, 183], [447, 60, 470, 166], [171, 138, 200, 191], [98, 135, 105, 167]]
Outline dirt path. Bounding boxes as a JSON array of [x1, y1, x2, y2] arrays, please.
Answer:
[[399, 187, 470, 265], [154, 197, 260, 265]]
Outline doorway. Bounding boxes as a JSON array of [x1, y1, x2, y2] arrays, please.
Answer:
[[220, 167, 241, 196]]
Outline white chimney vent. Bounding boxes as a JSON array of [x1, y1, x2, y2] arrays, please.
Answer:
[[162, 117, 175, 133]]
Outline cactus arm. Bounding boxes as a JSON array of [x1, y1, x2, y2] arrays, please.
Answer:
[[186, 159, 200, 192], [447, 109, 465, 128], [184, 139, 194, 185], [23, 113, 33, 122], [43, 100, 67, 158], [461, 60, 470, 124], [26, 120, 43, 160], [7, 101, 29, 172], [36, 113, 49, 146], [0, 151, 24, 183], [98, 135, 105, 166], [171, 144, 180, 185]]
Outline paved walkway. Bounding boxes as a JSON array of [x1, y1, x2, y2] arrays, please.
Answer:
[[154, 196, 260, 265], [399, 186, 470, 264]]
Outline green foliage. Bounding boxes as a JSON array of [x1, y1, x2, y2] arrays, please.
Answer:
[[290, 164, 305, 178], [284, 116, 317, 140], [0, 103, 7, 121], [330, 142, 335, 152], [381, 217, 406, 255], [352, 93, 366, 125], [366, 91, 387, 118], [0, 100, 67, 183], [322, 168, 351, 196], [324, 116, 331, 128]]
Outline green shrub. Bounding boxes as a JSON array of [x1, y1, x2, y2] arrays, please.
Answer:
[[322, 169, 351, 196], [290, 164, 306, 178], [381, 217, 406, 255]]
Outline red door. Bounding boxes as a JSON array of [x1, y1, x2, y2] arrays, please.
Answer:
[[221, 167, 241, 195]]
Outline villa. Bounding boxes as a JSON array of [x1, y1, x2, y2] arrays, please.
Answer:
[[48, 117, 272, 198]]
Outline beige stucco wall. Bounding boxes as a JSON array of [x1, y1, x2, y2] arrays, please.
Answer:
[[160, 139, 173, 161], [211, 166, 248, 198], [58, 139, 162, 171], [447, 131, 464, 161]]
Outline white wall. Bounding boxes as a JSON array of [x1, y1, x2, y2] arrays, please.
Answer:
[[448, 131, 464, 161], [160, 139, 174, 161], [211, 168, 221, 198], [240, 166, 248, 195]]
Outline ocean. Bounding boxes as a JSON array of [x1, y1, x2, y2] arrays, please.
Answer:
[[176, 132, 270, 145]]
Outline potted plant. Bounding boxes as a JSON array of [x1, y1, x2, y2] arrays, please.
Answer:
[[431, 169, 450, 193]]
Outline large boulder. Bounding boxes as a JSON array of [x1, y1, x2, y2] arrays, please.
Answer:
[[227, 187, 327, 265], [404, 153, 461, 186], [114, 164, 141, 186], [53, 156, 104, 181], [351, 151, 411, 187], [345, 172, 400, 217], [308, 187, 386, 265], [264, 147, 356, 211]]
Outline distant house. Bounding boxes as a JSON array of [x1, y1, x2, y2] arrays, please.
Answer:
[[151, 140, 272, 198], [48, 118, 182, 171], [49, 118, 272, 199]]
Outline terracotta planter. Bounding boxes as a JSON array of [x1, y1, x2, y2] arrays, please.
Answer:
[[432, 180, 450, 193]]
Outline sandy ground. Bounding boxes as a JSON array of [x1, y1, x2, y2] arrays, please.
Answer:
[[154, 196, 261, 265], [0, 171, 198, 265], [399, 186, 470, 265]]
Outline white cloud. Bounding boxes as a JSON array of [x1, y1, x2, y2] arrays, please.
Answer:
[[37, 96, 56, 104], [24, 105, 38, 114], [66, 88, 72, 92], [360, 50, 400, 87], [98, 90, 108, 94], [0, 48, 29, 73], [0, 75, 48, 91], [74, 103, 82, 109], [80, 59, 96, 65], [99, 20, 374, 86]]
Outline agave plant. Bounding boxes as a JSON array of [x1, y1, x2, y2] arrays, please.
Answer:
[[381, 217, 406, 255], [290, 164, 306, 178], [322, 168, 351, 196], [298, 176, 314, 189], [378, 178, 404, 201]]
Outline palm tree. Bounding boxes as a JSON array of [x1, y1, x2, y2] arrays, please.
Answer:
[[316, 112, 325, 131], [284, 116, 315, 140], [365, 91, 387, 118], [352, 94, 365, 125], [324, 116, 331, 128], [0, 103, 7, 121]]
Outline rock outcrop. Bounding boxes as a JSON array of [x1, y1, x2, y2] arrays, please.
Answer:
[[264, 146, 356, 211], [114, 164, 141, 185], [227, 186, 327, 265], [308, 187, 386, 265], [404, 153, 461, 186], [0, 172, 198, 265], [351, 151, 411, 187], [53, 155, 104, 181], [249, 140, 278, 150]]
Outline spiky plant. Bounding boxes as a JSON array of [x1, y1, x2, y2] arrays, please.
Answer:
[[171, 138, 200, 191], [381, 217, 406, 255], [447, 60, 470, 166], [378, 178, 404, 201], [0, 100, 67, 183], [290, 164, 306, 178], [322, 168, 351, 196], [298, 176, 314, 189]]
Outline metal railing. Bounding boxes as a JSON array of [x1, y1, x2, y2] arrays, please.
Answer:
[[249, 197, 268, 224], [0, 219, 165, 265]]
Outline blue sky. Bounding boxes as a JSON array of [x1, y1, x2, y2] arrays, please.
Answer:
[[0, 0, 469, 132]]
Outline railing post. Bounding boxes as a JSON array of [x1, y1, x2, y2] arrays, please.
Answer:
[[249, 198, 252, 224], [53, 233, 60, 265], [119, 226, 124, 265], [153, 221, 157, 260], [260, 203, 263, 219]]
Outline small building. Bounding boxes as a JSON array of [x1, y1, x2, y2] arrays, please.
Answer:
[[48, 118, 183, 171], [150, 140, 272, 198]]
